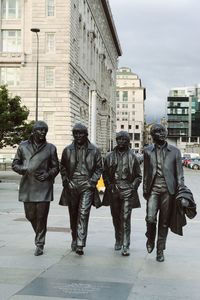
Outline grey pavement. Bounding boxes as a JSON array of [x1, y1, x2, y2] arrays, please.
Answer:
[[0, 169, 200, 300]]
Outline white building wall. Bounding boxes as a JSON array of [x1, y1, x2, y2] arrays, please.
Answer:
[[0, 0, 121, 158], [116, 67, 145, 152]]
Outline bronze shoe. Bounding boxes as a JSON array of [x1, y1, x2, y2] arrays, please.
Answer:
[[146, 240, 155, 253], [121, 246, 130, 256], [34, 246, 43, 256], [114, 242, 122, 251], [156, 250, 164, 262], [76, 246, 84, 255], [71, 240, 77, 251]]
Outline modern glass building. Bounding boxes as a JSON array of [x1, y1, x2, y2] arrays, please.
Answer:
[[167, 86, 200, 147]]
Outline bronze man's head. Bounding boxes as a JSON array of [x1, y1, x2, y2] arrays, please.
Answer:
[[116, 131, 130, 150], [150, 123, 167, 145], [32, 120, 48, 143], [72, 123, 88, 145]]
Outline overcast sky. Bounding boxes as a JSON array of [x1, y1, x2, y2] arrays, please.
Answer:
[[109, 0, 200, 122]]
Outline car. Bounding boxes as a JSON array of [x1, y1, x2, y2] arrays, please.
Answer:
[[182, 153, 200, 166], [188, 159, 200, 170], [182, 152, 200, 159], [183, 158, 192, 167], [181, 157, 186, 165], [184, 158, 198, 167]]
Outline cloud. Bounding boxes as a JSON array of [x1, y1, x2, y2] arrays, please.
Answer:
[[109, 0, 200, 121]]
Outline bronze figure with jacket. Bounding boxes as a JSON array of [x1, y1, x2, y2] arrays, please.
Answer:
[[102, 131, 142, 256], [12, 121, 59, 256], [59, 123, 102, 255], [170, 185, 197, 236], [143, 123, 188, 262]]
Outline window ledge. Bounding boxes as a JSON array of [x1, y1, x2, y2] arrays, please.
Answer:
[[0, 52, 26, 65]]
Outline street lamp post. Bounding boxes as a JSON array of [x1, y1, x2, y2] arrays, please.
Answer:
[[30, 28, 40, 121]]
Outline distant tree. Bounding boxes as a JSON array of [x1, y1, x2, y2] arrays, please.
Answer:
[[0, 85, 34, 149]]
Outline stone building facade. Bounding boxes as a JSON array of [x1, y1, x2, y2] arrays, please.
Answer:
[[116, 67, 145, 153], [0, 0, 121, 158]]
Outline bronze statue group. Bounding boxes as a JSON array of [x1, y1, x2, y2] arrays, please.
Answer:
[[12, 121, 196, 262]]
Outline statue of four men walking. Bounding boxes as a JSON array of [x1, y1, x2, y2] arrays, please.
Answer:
[[12, 121, 196, 261]]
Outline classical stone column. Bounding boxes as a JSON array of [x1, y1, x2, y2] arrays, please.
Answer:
[[91, 90, 97, 144]]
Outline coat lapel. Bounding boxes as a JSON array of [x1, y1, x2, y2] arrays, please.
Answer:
[[161, 142, 171, 163], [150, 144, 157, 168], [31, 142, 47, 158], [69, 143, 77, 174], [128, 150, 133, 173]]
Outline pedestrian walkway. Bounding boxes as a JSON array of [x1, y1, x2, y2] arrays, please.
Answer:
[[0, 170, 200, 299]]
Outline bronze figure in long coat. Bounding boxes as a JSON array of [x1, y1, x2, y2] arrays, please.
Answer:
[[143, 123, 188, 262], [59, 123, 102, 255], [102, 131, 142, 256], [12, 121, 59, 256]]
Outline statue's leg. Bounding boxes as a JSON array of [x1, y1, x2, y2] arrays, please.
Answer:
[[145, 193, 158, 253], [76, 189, 93, 249], [24, 202, 37, 233], [110, 194, 122, 250], [34, 202, 50, 250], [157, 192, 172, 251], [68, 194, 79, 250], [121, 197, 132, 256]]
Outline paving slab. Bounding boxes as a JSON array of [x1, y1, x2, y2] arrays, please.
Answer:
[[11, 296, 82, 300], [0, 168, 200, 300], [17, 277, 132, 300]]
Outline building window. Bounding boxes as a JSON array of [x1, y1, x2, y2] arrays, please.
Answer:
[[132, 104, 135, 108], [45, 67, 55, 87], [2, 30, 21, 52], [46, 0, 54, 16], [0, 67, 20, 86], [123, 91, 128, 101], [43, 111, 54, 138], [183, 109, 188, 114], [135, 143, 139, 148], [2, 0, 21, 19], [136, 125, 139, 129], [46, 33, 55, 53], [182, 137, 189, 142], [121, 125, 124, 129], [116, 91, 119, 101], [129, 125, 132, 129], [177, 108, 182, 114], [134, 133, 140, 141], [191, 137, 197, 143], [122, 104, 128, 108]]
